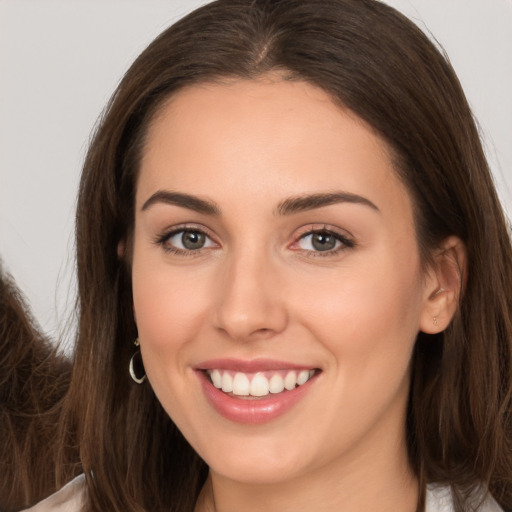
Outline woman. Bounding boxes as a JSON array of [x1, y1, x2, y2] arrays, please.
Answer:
[[20, 0, 512, 510]]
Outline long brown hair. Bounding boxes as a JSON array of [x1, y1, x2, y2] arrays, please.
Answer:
[[59, 0, 512, 510], [0, 263, 78, 511]]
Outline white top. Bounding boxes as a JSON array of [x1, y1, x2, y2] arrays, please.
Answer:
[[24, 475, 505, 511], [23, 475, 85, 511], [425, 484, 504, 512]]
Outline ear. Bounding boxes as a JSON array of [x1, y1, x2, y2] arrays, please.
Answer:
[[419, 236, 466, 334]]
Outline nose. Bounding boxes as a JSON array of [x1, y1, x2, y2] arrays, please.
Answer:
[[212, 249, 288, 341]]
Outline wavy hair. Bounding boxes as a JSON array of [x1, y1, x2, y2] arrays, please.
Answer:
[[56, 1, 512, 510]]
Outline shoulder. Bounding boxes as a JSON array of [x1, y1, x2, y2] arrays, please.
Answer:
[[22, 474, 86, 512], [426, 484, 504, 512]]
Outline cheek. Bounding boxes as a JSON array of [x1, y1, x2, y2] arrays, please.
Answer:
[[292, 250, 424, 370], [284, 253, 424, 447], [131, 248, 213, 381], [131, 257, 216, 430], [133, 269, 205, 344]]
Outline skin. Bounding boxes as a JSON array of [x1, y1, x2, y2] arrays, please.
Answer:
[[131, 76, 462, 512]]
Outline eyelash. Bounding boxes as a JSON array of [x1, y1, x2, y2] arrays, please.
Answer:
[[154, 225, 355, 257]]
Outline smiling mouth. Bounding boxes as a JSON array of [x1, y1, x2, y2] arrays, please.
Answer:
[[205, 369, 318, 399]]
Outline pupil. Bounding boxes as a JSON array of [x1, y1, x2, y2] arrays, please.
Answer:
[[312, 233, 336, 251], [182, 231, 205, 250]]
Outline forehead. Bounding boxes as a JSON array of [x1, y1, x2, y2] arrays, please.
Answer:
[[137, 78, 413, 222]]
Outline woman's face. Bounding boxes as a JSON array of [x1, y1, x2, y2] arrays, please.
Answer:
[[132, 78, 436, 484]]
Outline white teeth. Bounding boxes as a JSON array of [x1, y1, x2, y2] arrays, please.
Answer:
[[297, 370, 310, 385], [232, 372, 250, 396], [211, 369, 222, 388], [208, 368, 316, 397], [284, 371, 297, 391], [221, 372, 233, 392], [269, 374, 285, 394], [250, 373, 269, 397]]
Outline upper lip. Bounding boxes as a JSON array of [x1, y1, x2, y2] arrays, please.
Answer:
[[195, 358, 317, 373]]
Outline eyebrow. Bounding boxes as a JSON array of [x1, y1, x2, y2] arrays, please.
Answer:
[[141, 190, 379, 216], [276, 192, 379, 216], [141, 191, 221, 215]]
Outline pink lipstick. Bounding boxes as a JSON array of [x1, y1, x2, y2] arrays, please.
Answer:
[[196, 359, 319, 424]]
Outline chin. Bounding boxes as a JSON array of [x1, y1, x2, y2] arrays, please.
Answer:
[[192, 429, 323, 486], [208, 457, 306, 486]]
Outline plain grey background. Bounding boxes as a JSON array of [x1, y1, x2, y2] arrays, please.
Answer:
[[1, 0, 511, 349]]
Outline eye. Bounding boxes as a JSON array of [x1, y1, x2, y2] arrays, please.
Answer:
[[294, 228, 354, 255], [299, 231, 339, 251], [157, 228, 217, 254]]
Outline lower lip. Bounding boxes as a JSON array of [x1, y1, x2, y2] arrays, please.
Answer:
[[197, 371, 317, 424]]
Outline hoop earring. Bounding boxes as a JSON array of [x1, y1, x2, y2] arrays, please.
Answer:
[[129, 338, 146, 384]]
